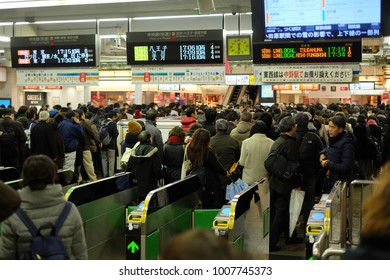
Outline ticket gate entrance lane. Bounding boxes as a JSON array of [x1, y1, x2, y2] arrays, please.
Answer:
[[66, 172, 138, 259], [213, 178, 270, 260], [126, 175, 202, 260]]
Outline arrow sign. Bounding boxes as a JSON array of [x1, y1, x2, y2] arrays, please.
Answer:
[[127, 241, 139, 253]]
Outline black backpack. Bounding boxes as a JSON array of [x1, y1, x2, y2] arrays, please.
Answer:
[[0, 122, 17, 148], [16, 202, 72, 260]]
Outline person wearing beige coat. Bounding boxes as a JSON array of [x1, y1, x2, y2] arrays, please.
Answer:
[[238, 121, 274, 186], [0, 155, 87, 260]]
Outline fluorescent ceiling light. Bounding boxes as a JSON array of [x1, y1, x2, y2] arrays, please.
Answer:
[[0, 22, 13, 26], [225, 30, 253, 35], [0, 0, 160, 10], [98, 18, 129, 22], [0, 35, 10, 42], [134, 14, 223, 20], [15, 19, 96, 25]]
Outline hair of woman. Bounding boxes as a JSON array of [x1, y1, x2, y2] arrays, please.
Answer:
[[187, 128, 210, 167]]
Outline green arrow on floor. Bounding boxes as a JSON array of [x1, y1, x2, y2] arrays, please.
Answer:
[[127, 241, 139, 253]]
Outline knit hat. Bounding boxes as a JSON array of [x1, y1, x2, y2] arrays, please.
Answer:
[[127, 120, 142, 135], [39, 110, 50, 121], [49, 109, 58, 118], [367, 119, 378, 126]]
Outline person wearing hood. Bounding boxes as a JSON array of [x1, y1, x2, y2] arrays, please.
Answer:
[[125, 130, 162, 202], [230, 111, 253, 148], [319, 115, 356, 194], [181, 107, 197, 132]]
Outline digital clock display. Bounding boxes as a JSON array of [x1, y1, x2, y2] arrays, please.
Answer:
[[11, 35, 97, 68], [253, 40, 362, 64], [127, 30, 223, 65]]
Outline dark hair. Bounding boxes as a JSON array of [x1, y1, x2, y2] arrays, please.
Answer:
[[205, 109, 217, 123], [138, 130, 152, 144], [22, 155, 58, 191], [258, 112, 273, 129], [65, 110, 75, 119], [295, 112, 309, 127], [186, 107, 196, 117], [357, 114, 366, 124], [250, 120, 267, 136], [330, 115, 346, 129], [226, 110, 239, 122], [169, 126, 186, 140], [187, 128, 210, 166], [145, 110, 158, 121]]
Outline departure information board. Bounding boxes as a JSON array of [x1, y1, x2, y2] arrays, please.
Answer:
[[253, 40, 362, 64], [126, 30, 223, 65], [11, 35, 97, 68]]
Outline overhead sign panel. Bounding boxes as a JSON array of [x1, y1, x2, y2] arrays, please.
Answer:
[[126, 30, 223, 65], [11, 35, 98, 68], [253, 40, 362, 64]]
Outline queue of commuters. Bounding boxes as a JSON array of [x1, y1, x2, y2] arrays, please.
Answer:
[[0, 100, 390, 259]]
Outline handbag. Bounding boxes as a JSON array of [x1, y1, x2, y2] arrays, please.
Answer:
[[264, 147, 300, 182], [180, 146, 191, 180], [225, 178, 248, 201], [120, 142, 140, 169]]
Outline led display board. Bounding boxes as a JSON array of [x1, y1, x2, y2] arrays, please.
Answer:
[[126, 30, 223, 65], [253, 40, 362, 64], [251, 0, 381, 42], [11, 35, 97, 68]]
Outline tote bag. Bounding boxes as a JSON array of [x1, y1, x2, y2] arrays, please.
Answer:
[[180, 147, 191, 180]]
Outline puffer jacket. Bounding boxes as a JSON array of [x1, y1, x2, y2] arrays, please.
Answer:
[[322, 131, 356, 191], [0, 184, 87, 260], [180, 116, 197, 132]]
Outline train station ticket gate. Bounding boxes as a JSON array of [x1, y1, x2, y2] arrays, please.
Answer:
[[126, 175, 202, 260], [306, 180, 348, 259], [212, 178, 270, 259], [348, 180, 378, 246], [126, 177, 270, 260], [66, 172, 139, 259]]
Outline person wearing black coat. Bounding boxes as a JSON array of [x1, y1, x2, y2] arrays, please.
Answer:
[[0, 181, 21, 222], [163, 126, 186, 184], [126, 131, 162, 202], [186, 128, 228, 209], [30, 111, 58, 162], [0, 108, 27, 170], [268, 116, 301, 251], [294, 113, 323, 227], [320, 115, 356, 194]]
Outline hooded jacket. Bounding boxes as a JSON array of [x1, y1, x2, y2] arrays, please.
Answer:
[[0, 184, 87, 260], [229, 121, 252, 148], [126, 143, 162, 198]]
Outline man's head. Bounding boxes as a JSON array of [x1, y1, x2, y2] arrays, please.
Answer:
[[215, 119, 229, 133], [328, 115, 346, 138], [279, 116, 296, 134]]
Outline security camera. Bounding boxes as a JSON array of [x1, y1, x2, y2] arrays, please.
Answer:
[[232, 12, 237, 15]]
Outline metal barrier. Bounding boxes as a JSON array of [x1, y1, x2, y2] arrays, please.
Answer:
[[65, 172, 139, 259], [213, 178, 270, 260], [307, 180, 347, 259], [126, 175, 202, 260], [326, 180, 348, 248], [0, 166, 20, 182], [348, 180, 378, 246]]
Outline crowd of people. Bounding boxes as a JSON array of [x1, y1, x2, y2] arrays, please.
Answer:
[[0, 100, 389, 259]]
